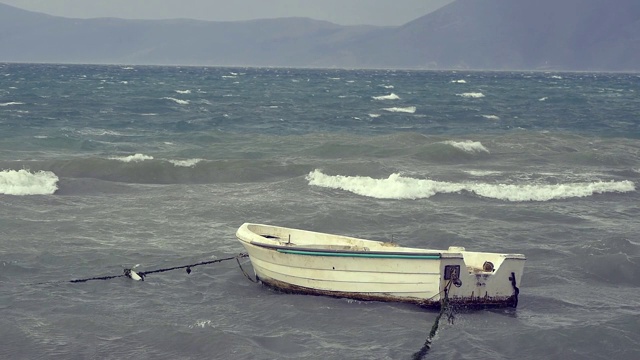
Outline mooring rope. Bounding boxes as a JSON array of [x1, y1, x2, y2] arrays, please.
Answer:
[[236, 256, 259, 283], [65, 252, 248, 284], [412, 279, 455, 359], [509, 271, 520, 308], [139, 253, 248, 277]]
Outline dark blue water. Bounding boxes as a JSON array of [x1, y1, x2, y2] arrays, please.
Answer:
[[1, 63, 639, 359]]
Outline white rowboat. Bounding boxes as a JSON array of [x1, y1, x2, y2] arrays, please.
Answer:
[[236, 223, 525, 308]]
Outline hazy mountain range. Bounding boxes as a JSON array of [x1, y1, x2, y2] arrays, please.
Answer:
[[1, 0, 639, 71]]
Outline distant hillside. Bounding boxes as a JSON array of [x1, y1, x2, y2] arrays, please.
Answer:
[[0, 0, 638, 71], [348, 0, 640, 71]]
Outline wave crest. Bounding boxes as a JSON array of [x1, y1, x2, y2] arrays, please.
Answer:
[[0, 169, 59, 195], [109, 154, 154, 163], [372, 93, 400, 100], [306, 170, 635, 202], [163, 97, 190, 105], [457, 92, 485, 98], [443, 140, 489, 154], [0, 101, 25, 107], [169, 159, 203, 167], [383, 106, 416, 113]]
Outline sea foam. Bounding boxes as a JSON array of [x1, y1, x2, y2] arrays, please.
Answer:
[[373, 93, 400, 100], [169, 159, 203, 167], [0, 102, 24, 107], [457, 92, 485, 98], [383, 106, 416, 113], [0, 169, 59, 195], [163, 97, 190, 105], [306, 170, 635, 202], [109, 154, 154, 163], [444, 140, 489, 153]]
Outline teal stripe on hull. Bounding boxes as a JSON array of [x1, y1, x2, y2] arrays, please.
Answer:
[[276, 249, 441, 259]]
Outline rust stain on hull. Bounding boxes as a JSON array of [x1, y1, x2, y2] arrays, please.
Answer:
[[258, 276, 518, 310]]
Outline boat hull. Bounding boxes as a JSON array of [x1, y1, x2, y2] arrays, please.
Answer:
[[236, 223, 525, 308]]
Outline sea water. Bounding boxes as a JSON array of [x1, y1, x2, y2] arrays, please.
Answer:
[[1, 64, 639, 359]]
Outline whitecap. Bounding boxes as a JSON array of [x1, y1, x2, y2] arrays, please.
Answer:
[[175, 89, 191, 94], [469, 181, 635, 202], [451, 79, 467, 83], [481, 115, 500, 120], [109, 154, 154, 163], [0, 101, 24, 107], [0, 169, 59, 195], [457, 92, 485, 98], [306, 170, 463, 200], [373, 93, 400, 100], [306, 170, 635, 202], [443, 140, 489, 153], [383, 106, 416, 113], [169, 159, 203, 167], [539, 97, 548, 101], [368, 113, 381, 118], [163, 97, 189, 105]]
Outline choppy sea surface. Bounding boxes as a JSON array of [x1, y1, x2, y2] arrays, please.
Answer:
[[1, 63, 639, 359]]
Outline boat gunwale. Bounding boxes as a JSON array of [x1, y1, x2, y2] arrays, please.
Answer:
[[249, 240, 444, 258]]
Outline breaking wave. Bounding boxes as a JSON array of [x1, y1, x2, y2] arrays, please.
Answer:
[[457, 92, 485, 98], [306, 170, 635, 202], [0, 169, 59, 195], [0, 101, 24, 107], [163, 97, 190, 105], [443, 140, 489, 154], [109, 154, 154, 163], [169, 159, 203, 167], [372, 93, 400, 100], [383, 106, 416, 113]]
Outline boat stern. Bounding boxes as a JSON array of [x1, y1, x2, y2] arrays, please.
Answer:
[[439, 248, 526, 308]]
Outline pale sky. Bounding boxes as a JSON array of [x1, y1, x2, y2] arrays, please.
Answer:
[[1, 0, 455, 26]]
